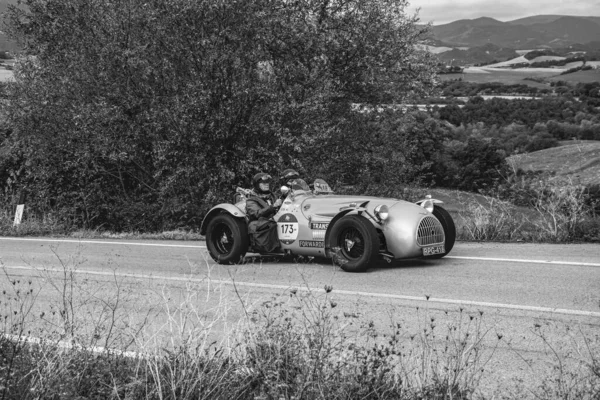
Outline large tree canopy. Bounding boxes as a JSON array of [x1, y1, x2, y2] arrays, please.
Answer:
[[1, 0, 436, 230]]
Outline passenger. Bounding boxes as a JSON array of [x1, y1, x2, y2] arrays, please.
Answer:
[[280, 168, 300, 186], [246, 173, 282, 253], [280, 168, 309, 191]]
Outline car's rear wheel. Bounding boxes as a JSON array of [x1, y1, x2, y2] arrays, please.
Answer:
[[328, 215, 379, 273], [431, 205, 456, 258], [206, 214, 249, 264]]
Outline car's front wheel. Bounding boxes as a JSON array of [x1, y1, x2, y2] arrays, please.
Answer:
[[328, 215, 379, 273], [206, 214, 249, 264], [431, 205, 456, 258]]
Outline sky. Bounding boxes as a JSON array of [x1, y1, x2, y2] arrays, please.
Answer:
[[406, 0, 600, 25]]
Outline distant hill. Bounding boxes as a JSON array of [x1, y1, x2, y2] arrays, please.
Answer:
[[431, 17, 546, 48], [508, 15, 569, 25], [507, 141, 600, 186], [518, 16, 600, 45], [547, 67, 600, 84], [510, 15, 600, 27], [430, 15, 600, 49], [435, 43, 518, 66]]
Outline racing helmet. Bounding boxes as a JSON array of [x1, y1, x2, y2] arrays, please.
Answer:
[[252, 173, 273, 195], [280, 169, 300, 182]]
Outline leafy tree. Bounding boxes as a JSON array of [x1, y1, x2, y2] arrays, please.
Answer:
[[438, 97, 600, 128], [311, 109, 448, 196], [447, 137, 509, 192], [1, 0, 436, 230]]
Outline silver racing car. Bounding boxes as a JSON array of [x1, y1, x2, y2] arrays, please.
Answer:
[[200, 179, 455, 272]]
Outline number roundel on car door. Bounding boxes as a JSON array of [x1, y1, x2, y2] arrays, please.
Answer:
[[277, 213, 299, 245]]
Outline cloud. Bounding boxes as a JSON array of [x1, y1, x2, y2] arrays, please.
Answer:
[[407, 0, 600, 24]]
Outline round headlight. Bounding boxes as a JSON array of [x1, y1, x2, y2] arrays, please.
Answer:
[[421, 199, 434, 213], [374, 204, 389, 221]]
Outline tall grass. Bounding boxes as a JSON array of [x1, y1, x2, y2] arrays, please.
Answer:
[[456, 178, 600, 243], [0, 206, 68, 237], [3, 179, 600, 243], [0, 205, 202, 240], [457, 197, 526, 241], [1, 258, 599, 399]]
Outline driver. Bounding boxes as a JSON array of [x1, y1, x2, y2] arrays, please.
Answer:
[[246, 173, 282, 253]]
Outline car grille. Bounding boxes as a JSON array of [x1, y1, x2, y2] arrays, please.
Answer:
[[416, 216, 445, 246]]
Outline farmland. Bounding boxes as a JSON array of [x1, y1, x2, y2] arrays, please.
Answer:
[[508, 141, 600, 186], [440, 68, 560, 86], [548, 68, 600, 83], [440, 66, 600, 86]]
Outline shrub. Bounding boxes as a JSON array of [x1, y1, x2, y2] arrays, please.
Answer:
[[457, 197, 527, 241], [492, 174, 600, 242]]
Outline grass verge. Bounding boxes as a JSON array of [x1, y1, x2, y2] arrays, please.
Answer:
[[0, 256, 599, 399], [2, 179, 599, 243]]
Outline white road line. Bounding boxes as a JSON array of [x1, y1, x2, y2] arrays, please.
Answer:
[[0, 237, 206, 248], [2, 333, 142, 359], [4, 265, 600, 318], [2, 237, 599, 267], [447, 256, 600, 268]]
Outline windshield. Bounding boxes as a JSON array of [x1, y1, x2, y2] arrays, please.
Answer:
[[285, 178, 333, 196], [289, 179, 310, 191], [313, 179, 333, 194]]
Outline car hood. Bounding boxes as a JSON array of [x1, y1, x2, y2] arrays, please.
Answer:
[[300, 195, 400, 219]]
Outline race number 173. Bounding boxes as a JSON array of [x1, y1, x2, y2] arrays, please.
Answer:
[[277, 213, 299, 244], [280, 224, 295, 234]]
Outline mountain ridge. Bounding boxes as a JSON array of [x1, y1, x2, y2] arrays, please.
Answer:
[[430, 14, 600, 49]]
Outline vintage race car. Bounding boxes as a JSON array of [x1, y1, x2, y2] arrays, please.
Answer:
[[200, 179, 456, 272]]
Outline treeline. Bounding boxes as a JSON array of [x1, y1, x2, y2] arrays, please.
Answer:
[[560, 64, 595, 75], [531, 57, 585, 68], [441, 81, 550, 97], [441, 80, 600, 104], [422, 95, 600, 192], [437, 97, 600, 132]]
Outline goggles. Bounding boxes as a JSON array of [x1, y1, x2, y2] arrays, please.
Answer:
[[258, 174, 272, 182]]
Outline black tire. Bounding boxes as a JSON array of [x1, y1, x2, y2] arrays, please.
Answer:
[[206, 213, 249, 264], [328, 215, 379, 273], [431, 205, 456, 258]]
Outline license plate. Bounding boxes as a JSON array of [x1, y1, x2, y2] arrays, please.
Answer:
[[423, 245, 445, 256]]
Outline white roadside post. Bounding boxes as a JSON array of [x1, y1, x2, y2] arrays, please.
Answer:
[[13, 191, 26, 227], [13, 204, 24, 226]]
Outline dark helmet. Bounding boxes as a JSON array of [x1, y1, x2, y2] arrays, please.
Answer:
[[252, 172, 273, 194], [280, 169, 299, 181]]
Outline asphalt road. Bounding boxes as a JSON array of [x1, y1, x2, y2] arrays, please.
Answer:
[[1, 237, 599, 397], [1, 237, 599, 313]]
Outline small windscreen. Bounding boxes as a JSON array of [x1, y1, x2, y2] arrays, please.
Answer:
[[313, 179, 333, 194], [289, 179, 310, 191]]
